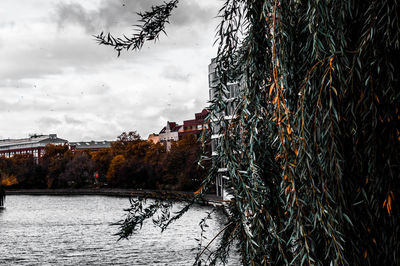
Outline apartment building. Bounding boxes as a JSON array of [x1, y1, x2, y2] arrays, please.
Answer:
[[208, 58, 240, 199], [179, 109, 209, 140]]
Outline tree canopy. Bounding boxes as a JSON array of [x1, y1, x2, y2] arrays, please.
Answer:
[[0, 132, 205, 191], [96, 0, 400, 265]]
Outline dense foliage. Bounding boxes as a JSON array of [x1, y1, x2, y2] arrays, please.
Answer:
[[96, 0, 400, 265], [0, 132, 206, 192]]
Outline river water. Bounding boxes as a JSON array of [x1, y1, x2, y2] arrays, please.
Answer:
[[0, 195, 237, 265]]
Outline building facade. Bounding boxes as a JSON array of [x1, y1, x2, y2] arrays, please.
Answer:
[[147, 133, 160, 144], [159, 121, 182, 151], [179, 109, 209, 140], [208, 58, 240, 199], [0, 134, 68, 162], [69, 141, 111, 152]]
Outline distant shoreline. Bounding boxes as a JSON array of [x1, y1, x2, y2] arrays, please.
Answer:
[[5, 188, 191, 197], [4, 188, 223, 204]]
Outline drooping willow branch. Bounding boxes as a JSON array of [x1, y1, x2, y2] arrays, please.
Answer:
[[94, 0, 179, 56]]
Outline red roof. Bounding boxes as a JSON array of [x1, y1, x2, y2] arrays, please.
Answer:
[[159, 121, 182, 134], [183, 109, 209, 126], [195, 109, 209, 120]]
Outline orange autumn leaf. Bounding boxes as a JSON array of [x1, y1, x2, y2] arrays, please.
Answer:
[[287, 125, 292, 135], [272, 95, 278, 105], [194, 184, 204, 195], [383, 192, 394, 216], [269, 83, 274, 97]]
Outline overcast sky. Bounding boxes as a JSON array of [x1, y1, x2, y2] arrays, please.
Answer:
[[0, 0, 219, 141]]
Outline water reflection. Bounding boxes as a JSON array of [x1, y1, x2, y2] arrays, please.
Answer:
[[0, 195, 232, 265]]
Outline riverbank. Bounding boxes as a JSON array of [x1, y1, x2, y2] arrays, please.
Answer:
[[4, 188, 224, 205]]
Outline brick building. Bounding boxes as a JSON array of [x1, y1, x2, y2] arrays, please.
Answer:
[[179, 109, 209, 140]]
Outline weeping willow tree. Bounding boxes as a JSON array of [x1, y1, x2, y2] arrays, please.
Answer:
[[96, 0, 399, 265]]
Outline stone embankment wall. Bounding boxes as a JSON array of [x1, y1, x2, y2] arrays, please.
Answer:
[[0, 187, 5, 207]]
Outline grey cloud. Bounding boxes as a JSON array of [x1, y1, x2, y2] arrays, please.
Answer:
[[158, 99, 204, 124], [55, 0, 157, 33], [0, 79, 32, 89], [0, 98, 51, 112], [87, 83, 111, 95], [171, 1, 216, 25], [54, 0, 216, 34], [64, 115, 83, 125], [0, 35, 115, 81], [162, 65, 190, 82], [0, 57, 60, 81], [0, 21, 15, 29], [0, 0, 215, 83], [56, 3, 98, 33], [0, 98, 34, 112], [37, 117, 62, 127], [0, 99, 12, 111]]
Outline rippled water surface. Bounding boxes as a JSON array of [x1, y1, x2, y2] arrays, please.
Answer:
[[0, 195, 235, 265]]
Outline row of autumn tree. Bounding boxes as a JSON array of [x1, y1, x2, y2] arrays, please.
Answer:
[[0, 131, 209, 191]]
